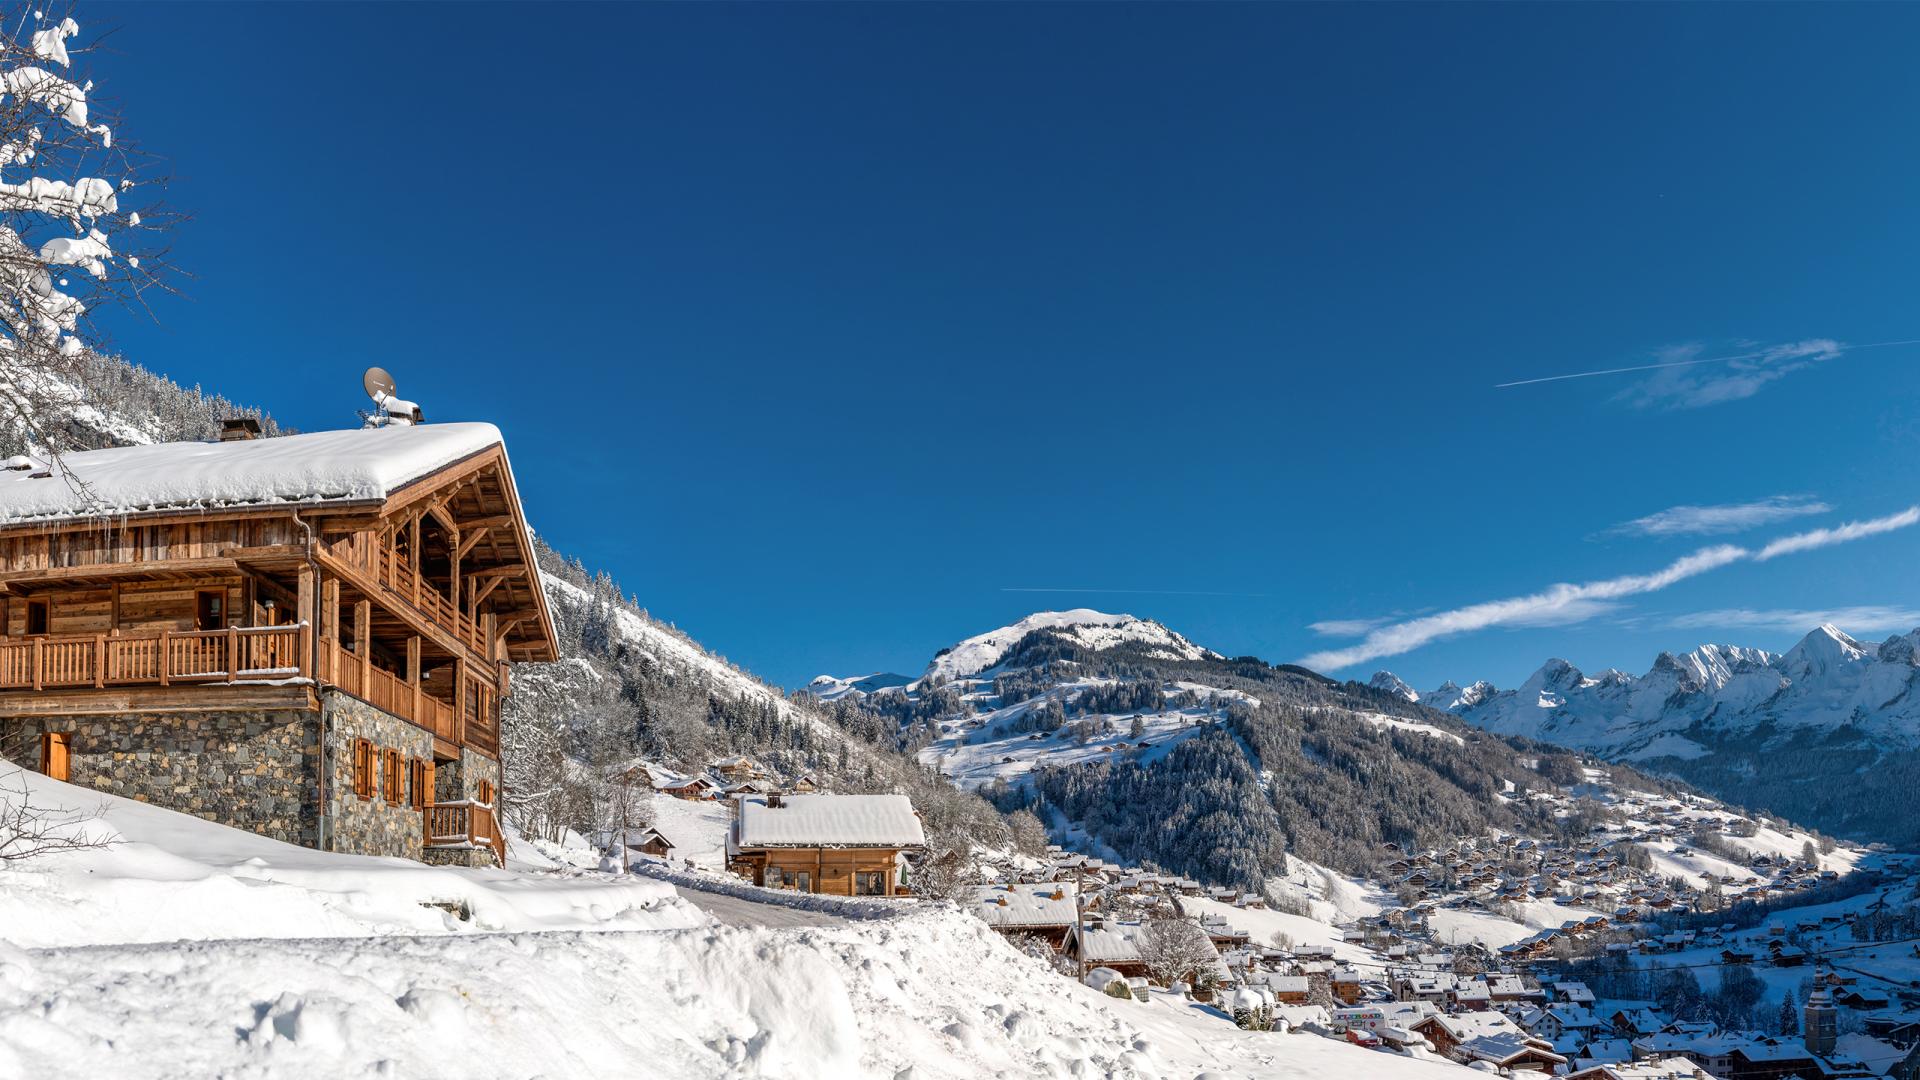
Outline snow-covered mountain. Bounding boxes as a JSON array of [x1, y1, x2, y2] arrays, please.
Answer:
[[920, 609, 1216, 683], [1393, 624, 1920, 760], [1382, 623, 1920, 845], [813, 608, 1614, 885]]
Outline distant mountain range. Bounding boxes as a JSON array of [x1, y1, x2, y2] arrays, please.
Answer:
[[1373, 624, 1920, 847]]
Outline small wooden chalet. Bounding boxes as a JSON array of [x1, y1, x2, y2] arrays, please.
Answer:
[[727, 793, 923, 896], [627, 827, 674, 860], [0, 421, 556, 865]]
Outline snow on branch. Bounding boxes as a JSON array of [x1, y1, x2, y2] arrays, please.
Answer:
[[0, 3, 179, 478]]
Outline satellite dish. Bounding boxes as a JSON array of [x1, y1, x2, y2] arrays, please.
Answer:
[[361, 366, 424, 425], [363, 366, 397, 402]]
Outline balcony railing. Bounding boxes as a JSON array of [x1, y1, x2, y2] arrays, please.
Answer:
[[376, 552, 488, 659], [323, 647, 461, 745], [424, 799, 504, 865], [0, 626, 305, 690], [0, 623, 497, 754]]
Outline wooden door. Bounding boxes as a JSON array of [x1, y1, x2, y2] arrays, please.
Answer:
[[40, 732, 69, 781], [195, 590, 223, 632]]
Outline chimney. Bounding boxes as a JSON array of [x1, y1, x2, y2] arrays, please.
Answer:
[[767, 793, 784, 809], [220, 417, 262, 442]]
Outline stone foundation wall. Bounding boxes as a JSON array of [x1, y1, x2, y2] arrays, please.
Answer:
[[321, 691, 432, 860], [0, 710, 319, 846], [432, 746, 502, 805]]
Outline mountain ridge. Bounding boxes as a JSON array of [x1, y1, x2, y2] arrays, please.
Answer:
[[1380, 622, 1920, 845]]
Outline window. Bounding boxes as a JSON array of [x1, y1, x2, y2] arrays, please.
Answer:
[[383, 748, 402, 805], [39, 732, 69, 782], [855, 870, 887, 897], [352, 738, 373, 800], [25, 599, 48, 636], [476, 779, 495, 806], [194, 590, 224, 632], [409, 759, 429, 810]]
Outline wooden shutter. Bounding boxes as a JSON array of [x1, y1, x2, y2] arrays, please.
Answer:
[[383, 748, 402, 805], [40, 732, 70, 781], [353, 738, 373, 800]]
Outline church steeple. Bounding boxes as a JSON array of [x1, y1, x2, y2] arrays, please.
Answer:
[[1803, 984, 1838, 1057]]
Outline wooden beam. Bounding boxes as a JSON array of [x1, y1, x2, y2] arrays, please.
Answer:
[[0, 557, 244, 586], [407, 636, 422, 722], [466, 565, 526, 581], [458, 515, 514, 532], [454, 527, 490, 561], [426, 500, 458, 536], [469, 575, 505, 613], [354, 598, 370, 660]]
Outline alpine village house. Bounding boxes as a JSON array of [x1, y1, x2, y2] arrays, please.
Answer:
[[0, 417, 557, 866]]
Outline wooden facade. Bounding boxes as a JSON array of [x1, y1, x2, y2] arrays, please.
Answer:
[[0, 432, 555, 862], [731, 846, 903, 896]]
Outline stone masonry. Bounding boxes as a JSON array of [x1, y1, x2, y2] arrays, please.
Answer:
[[0, 709, 320, 846], [322, 690, 433, 861]]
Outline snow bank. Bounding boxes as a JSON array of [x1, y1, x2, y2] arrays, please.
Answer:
[[0, 764, 702, 946], [0, 907, 1472, 1079]]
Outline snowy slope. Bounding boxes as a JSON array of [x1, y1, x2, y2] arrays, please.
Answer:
[[0, 767, 1472, 1080], [0, 764, 703, 947]]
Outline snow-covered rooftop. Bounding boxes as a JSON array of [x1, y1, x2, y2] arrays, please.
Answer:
[[732, 794, 925, 849], [0, 422, 504, 524], [969, 882, 1077, 928]]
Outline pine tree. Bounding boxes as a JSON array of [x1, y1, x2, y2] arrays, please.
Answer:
[[1777, 990, 1799, 1036]]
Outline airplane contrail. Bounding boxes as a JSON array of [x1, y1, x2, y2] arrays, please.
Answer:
[[1495, 338, 1920, 389]]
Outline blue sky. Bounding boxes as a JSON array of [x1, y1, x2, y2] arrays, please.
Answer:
[[88, 2, 1920, 691]]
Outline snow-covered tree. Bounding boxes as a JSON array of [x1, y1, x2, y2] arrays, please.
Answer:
[[1138, 918, 1219, 992], [0, 7, 173, 464]]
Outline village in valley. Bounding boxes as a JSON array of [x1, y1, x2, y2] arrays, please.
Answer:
[[595, 738, 1920, 1080]]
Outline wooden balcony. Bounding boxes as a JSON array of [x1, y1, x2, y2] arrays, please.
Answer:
[[0, 625, 305, 690], [425, 799, 504, 865], [0, 625, 497, 757], [374, 552, 489, 661]]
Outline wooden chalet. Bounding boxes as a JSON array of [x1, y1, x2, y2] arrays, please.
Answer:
[[0, 421, 556, 865], [727, 793, 924, 896]]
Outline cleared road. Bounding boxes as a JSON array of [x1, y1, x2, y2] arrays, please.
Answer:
[[673, 885, 844, 927]]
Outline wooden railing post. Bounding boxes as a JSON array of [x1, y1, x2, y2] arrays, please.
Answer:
[[406, 636, 421, 725], [226, 625, 239, 682], [31, 637, 41, 691], [93, 632, 104, 688], [158, 629, 170, 686]]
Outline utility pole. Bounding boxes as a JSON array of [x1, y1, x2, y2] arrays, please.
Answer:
[[1076, 863, 1087, 981]]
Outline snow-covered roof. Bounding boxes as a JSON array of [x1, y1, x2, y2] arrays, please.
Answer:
[[1072, 921, 1146, 964], [969, 883, 1077, 928], [731, 794, 925, 849], [0, 422, 503, 524]]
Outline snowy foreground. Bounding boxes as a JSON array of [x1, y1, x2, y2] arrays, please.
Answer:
[[0, 768, 1459, 1080]]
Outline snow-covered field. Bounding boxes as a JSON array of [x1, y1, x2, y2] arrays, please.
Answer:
[[0, 765, 1467, 1079]]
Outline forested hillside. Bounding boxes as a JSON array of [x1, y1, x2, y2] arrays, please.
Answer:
[[500, 543, 1021, 867], [820, 615, 1641, 890]]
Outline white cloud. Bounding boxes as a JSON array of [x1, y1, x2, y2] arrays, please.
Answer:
[[1608, 495, 1830, 538], [1667, 605, 1920, 635], [1308, 616, 1393, 637], [1298, 507, 1920, 672], [1616, 339, 1842, 409], [1755, 506, 1920, 560]]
